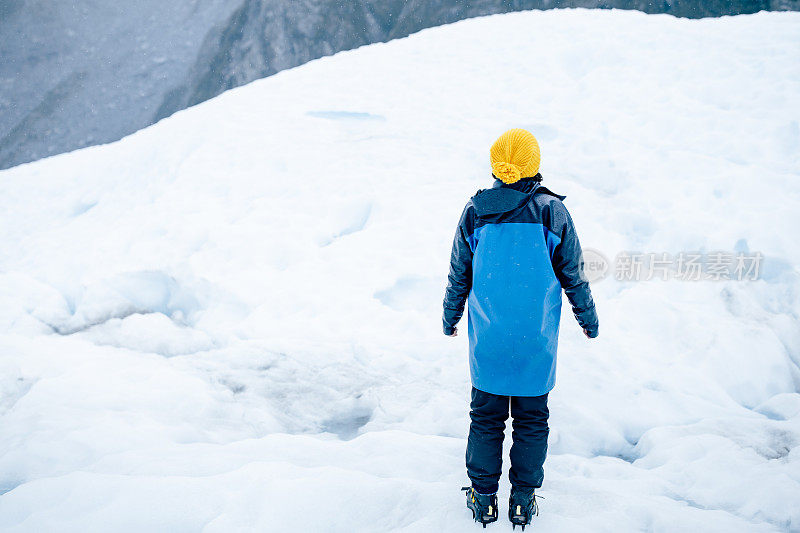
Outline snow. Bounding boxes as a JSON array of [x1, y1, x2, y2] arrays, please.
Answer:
[[1, 8, 799, 532]]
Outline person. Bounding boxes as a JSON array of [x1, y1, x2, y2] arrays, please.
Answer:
[[443, 128, 599, 529]]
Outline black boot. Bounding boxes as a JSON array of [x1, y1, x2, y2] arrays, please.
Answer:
[[508, 488, 539, 530], [462, 487, 498, 528]]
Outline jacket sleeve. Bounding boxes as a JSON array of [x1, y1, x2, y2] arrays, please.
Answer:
[[442, 204, 474, 335], [548, 201, 599, 337]]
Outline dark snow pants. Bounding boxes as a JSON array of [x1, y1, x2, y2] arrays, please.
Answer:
[[466, 387, 549, 495]]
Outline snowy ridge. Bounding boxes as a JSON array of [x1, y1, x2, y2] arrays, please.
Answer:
[[1, 9, 799, 531], [5, 0, 797, 171]]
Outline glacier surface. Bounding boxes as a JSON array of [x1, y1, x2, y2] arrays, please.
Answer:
[[0, 9, 799, 532]]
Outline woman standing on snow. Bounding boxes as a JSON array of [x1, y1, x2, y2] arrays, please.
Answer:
[[443, 128, 599, 529]]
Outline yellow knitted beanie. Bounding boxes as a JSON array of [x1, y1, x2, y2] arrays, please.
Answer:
[[489, 128, 541, 184]]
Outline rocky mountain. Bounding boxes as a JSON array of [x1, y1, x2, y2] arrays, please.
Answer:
[[2, 0, 797, 170]]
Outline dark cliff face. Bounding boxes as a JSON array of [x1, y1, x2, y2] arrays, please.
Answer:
[[154, 0, 395, 122], [1, 0, 797, 170]]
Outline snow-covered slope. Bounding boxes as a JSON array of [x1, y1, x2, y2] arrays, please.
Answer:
[[4, 0, 799, 171], [1, 9, 799, 532]]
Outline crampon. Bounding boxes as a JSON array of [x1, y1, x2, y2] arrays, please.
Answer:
[[508, 489, 541, 530], [462, 486, 498, 528]]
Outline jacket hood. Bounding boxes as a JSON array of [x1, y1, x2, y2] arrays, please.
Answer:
[[472, 188, 532, 219], [472, 175, 565, 221]]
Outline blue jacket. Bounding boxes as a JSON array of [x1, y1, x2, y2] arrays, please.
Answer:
[[443, 175, 598, 397]]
